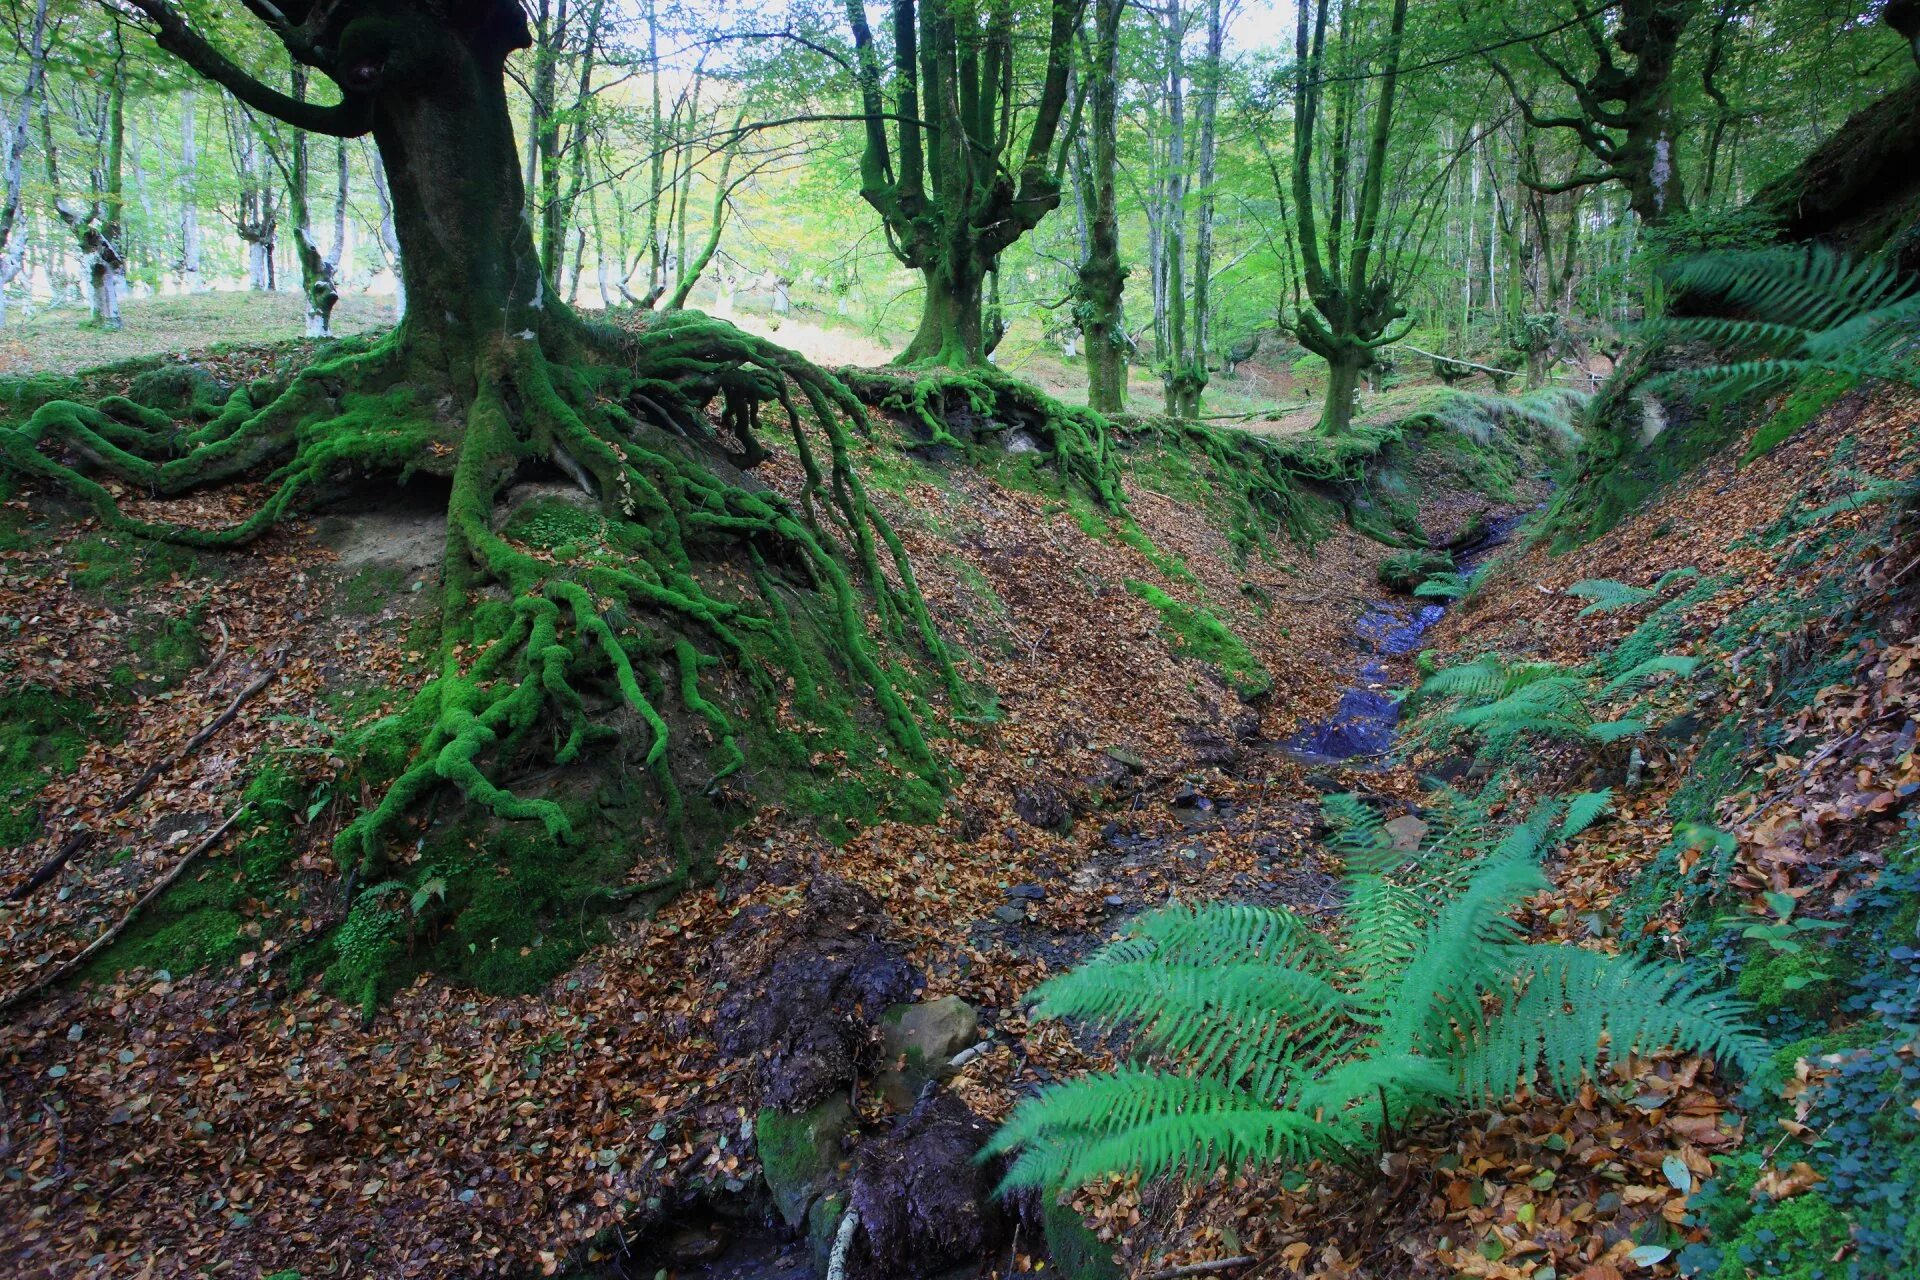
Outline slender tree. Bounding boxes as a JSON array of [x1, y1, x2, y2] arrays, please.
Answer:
[[0, 0, 54, 326], [844, 0, 1085, 366], [1075, 0, 1127, 411]]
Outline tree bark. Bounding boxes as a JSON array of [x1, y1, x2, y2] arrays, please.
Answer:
[[1078, 0, 1127, 414], [0, 0, 52, 326]]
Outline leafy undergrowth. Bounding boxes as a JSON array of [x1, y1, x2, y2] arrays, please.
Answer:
[[0, 330, 1545, 1277], [1145, 378, 1919, 1280]]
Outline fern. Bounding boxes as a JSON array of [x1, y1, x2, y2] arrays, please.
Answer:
[[1600, 653, 1701, 699], [1562, 789, 1613, 837], [1655, 244, 1920, 397], [989, 796, 1765, 1192], [1566, 567, 1699, 617]]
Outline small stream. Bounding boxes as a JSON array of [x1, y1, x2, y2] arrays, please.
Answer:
[[1279, 512, 1525, 766]]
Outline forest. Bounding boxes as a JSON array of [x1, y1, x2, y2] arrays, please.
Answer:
[[0, 0, 1917, 1278]]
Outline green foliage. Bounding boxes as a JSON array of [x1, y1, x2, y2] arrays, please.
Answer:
[[1566, 567, 1698, 617], [1124, 580, 1270, 700], [1414, 654, 1675, 756], [1744, 371, 1857, 463], [1656, 245, 1920, 399], [1379, 548, 1454, 593], [1412, 569, 1480, 602], [986, 790, 1763, 1191]]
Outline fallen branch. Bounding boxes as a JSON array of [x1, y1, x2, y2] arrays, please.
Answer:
[[8, 651, 285, 902], [1389, 343, 1522, 380], [826, 1207, 861, 1280], [0, 804, 250, 1017], [1148, 1258, 1259, 1280]]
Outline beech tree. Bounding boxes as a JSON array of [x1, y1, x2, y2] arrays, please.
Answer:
[[1480, 0, 1696, 227], [844, 0, 1084, 366], [1286, 0, 1414, 434], [1074, 0, 1126, 411], [1, 0, 956, 892]]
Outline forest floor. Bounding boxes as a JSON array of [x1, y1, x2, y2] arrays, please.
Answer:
[[0, 312, 1915, 1280]]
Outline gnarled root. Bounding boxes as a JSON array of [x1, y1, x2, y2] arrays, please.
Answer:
[[838, 365, 1126, 512], [0, 311, 959, 900]]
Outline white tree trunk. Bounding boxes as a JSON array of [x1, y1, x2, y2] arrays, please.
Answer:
[[247, 239, 271, 291]]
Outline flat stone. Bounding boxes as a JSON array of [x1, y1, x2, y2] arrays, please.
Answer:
[[992, 904, 1028, 925], [1384, 814, 1428, 852], [1103, 895, 1127, 908], [1006, 884, 1046, 901]]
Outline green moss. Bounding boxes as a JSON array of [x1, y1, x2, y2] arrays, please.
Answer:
[[112, 606, 207, 695], [1041, 1193, 1123, 1280], [124, 363, 230, 422], [1125, 579, 1270, 700], [1713, 1191, 1852, 1280], [337, 564, 408, 616], [0, 687, 113, 848], [1737, 948, 1849, 1019], [66, 532, 200, 602], [89, 765, 312, 979], [1744, 372, 1856, 463]]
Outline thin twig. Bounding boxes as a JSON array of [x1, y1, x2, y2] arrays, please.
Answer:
[[8, 651, 285, 902], [1148, 1257, 1259, 1280], [0, 805, 251, 1017]]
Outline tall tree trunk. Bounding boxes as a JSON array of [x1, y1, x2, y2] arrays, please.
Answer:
[[1186, 0, 1221, 417], [179, 90, 203, 290], [1078, 0, 1127, 414], [0, 0, 53, 327], [1160, 0, 1189, 414]]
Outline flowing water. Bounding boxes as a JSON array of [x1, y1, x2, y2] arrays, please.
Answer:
[[1279, 512, 1525, 766]]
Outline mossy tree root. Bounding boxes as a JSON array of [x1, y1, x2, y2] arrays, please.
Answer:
[[0, 311, 957, 893], [1140, 416, 1399, 552], [838, 366, 1127, 513]]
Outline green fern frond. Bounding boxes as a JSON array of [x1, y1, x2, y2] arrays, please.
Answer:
[[1562, 789, 1613, 838], [990, 794, 1761, 1193], [1585, 719, 1647, 745], [1566, 578, 1656, 616], [1657, 245, 1920, 393], [987, 1068, 1334, 1190], [1457, 946, 1767, 1101], [1600, 654, 1701, 700]]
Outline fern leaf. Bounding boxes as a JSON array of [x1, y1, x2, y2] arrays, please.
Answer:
[[1562, 789, 1613, 838], [1599, 653, 1701, 700], [1566, 579, 1655, 616]]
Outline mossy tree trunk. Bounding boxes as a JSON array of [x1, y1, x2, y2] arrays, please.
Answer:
[[10, 0, 956, 911], [1287, 0, 1413, 434], [1486, 0, 1692, 228], [843, 0, 1079, 368], [1074, 0, 1128, 415]]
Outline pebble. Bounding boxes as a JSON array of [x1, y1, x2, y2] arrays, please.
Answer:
[[1006, 883, 1046, 901], [1104, 895, 1126, 908], [991, 905, 1027, 924]]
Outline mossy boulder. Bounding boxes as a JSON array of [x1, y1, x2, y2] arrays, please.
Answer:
[[756, 1095, 854, 1228], [125, 362, 232, 421], [877, 996, 979, 1108]]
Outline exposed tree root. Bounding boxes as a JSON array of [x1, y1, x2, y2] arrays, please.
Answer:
[[837, 366, 1126, 512], [0, 312, 959, 906]]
